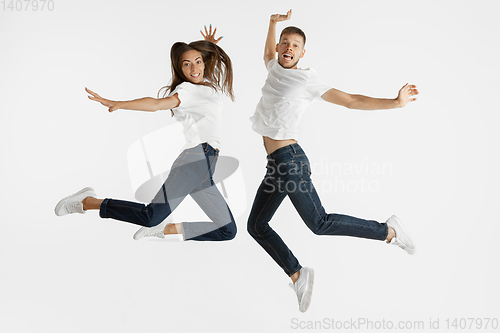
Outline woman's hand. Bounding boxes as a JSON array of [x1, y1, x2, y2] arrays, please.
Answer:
[[270, 9, 292, 23], [200, 24, 222, 44], [396, 83, 419, 108], [86, 87, 120, 112]]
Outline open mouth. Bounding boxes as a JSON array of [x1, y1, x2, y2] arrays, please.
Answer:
[[283, 53, 293, 62], [191, 73, 200, 78]]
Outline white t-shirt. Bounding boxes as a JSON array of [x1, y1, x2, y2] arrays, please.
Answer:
[[169, 81, 223, 150], [250, 59, 331, 140]]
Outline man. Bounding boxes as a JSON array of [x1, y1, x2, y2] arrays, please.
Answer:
[[247, 9, 418, 312]]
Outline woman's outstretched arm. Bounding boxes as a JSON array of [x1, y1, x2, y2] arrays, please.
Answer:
[[86, 87, 180, 112], [321, 83, 419, 110]]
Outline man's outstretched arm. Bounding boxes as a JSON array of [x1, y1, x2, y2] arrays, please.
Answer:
[[264, 9, 292, 68], [321, 83, 419, 110]]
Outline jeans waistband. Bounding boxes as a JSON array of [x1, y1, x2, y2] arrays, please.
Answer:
[[201, 142, 219, 154], [184, 143, 219, 156], [267, 143, 303, 160]]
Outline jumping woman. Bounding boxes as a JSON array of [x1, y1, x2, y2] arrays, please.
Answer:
[[55, 26, 237, 242]]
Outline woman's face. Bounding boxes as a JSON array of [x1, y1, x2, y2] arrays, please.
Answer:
[[181, 49, 205, 83]]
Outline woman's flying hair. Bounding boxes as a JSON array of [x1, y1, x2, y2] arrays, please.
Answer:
[[158, 40, 234, 103]]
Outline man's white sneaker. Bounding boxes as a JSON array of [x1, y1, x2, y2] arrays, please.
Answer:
[[289, 267, 314, 313], [386, 215, 416, 255], [55, 187, 96, 216]]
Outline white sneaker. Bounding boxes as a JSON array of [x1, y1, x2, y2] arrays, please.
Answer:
[[386, 215, 416, 255], [289, 267, 314, 313], [133, 220, 184, 241], [55, 187, 96, 216], [133, 220, 168, 240]]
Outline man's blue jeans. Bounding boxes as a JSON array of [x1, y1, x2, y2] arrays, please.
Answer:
[[100, 143, 236, 241], [247, 143, 388, 276]]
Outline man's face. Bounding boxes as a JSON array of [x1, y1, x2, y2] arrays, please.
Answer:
[[276, 33, 306, 69]]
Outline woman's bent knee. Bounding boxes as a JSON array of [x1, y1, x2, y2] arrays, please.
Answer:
[[221, 221, 237, 240]]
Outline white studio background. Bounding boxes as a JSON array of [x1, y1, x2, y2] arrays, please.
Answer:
[[1, 0, 499, 332]]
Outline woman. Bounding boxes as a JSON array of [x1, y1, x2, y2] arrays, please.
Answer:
[[55, 26, 236, 242]]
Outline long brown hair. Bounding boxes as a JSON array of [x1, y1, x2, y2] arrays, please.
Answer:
[[158, 40, 234, 104]]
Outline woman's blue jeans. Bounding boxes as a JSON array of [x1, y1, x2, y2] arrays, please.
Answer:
[[100, 143, 236, 241], [247, 143, 388, 276]]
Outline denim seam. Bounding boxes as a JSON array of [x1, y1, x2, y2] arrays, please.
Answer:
[[289, 266, 302, 277], [148, 152, 188, 225], [183, 188, 233, 241], [198, 189, 229, 237], [152, 162, 183, 205], [250, 186, 293, 276], [201, 154, 217, 184], [296, 165, 384, 237], [199, 189, 231, 228], [99, 198, 110, 218], [182, 221, 191, 240], [267, 162, 282, 188], [296, 162, 327, 233]]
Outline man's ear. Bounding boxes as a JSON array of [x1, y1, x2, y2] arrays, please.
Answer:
[[300, 49, 306, 59], [276, 43, 279, 53]]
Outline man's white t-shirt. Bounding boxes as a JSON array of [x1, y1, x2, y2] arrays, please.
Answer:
[[169, 81, 223, 150], [250, 59, 331, 141]]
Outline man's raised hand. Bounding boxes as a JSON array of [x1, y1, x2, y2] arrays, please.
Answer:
[[271, 9, 292, 23]]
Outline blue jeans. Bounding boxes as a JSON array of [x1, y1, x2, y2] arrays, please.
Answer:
[[100, 143, 236, 241], [247, 143, 388, 276]]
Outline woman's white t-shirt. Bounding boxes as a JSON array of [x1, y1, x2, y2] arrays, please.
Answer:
[[169, 81, 223, 150], [250, 59, 331, 141]]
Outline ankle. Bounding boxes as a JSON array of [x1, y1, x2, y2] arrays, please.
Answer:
[[82, 197, 102, 211], [82, 197, 90, 211], [163, 223, 181, 235], [175, 223, 184, 235], [386, 226, 396, 242], [291, 271, 300, 284]]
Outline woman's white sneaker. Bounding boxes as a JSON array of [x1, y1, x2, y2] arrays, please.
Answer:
[[133, 220, 168, 240], [54, 187, 96, 216], [386, 215, 416, 255], [133, 220, 184, 241]]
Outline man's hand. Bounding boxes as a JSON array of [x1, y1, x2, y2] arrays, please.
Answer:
[[396, 83, 419, 107], [270, 9, 292, 23], [200, 24, 222, 44]]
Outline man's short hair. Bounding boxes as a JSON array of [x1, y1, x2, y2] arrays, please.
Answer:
[[279, 26, 306, 46]]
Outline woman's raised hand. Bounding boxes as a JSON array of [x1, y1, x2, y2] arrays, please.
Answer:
[[86, 87, 120, 112], [271, 9, 292, 23], [200, 24, 222, 44]]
